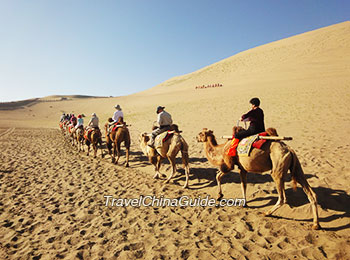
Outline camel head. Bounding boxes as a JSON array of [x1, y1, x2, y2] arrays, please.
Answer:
[[139, 132, 152, 156], [139, 132, 150, 144], [196, 128, 214, 142]]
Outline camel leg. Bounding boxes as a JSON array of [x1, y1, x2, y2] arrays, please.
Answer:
[[154, 156, 163, 179], [181, 150, 190, 189], [106, 139, 112, 156], [93, 143, 97, 158], [111, 142, 116, 163], [125, 147, 129, 167], [100, 140, 104, 158], [87, 144, 90, 156], [216, 170, 229, 200], [115, 142, 121, 164], [297, 176, 321, 229], [124, 132, 131, 167], [264, 174, 285, 216], [164, 155, 176, 184], [239, 170, 248, 203]]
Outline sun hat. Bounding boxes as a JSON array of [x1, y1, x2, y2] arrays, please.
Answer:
[[156, 106, 165, 112]]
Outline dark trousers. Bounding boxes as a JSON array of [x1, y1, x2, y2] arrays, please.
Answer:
[[234, 126, 263, 139], [151, 125, 171, 138]]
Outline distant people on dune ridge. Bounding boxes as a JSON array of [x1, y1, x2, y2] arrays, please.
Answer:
[[195, 83, 223, 89]]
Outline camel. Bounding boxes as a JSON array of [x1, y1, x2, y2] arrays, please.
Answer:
[[196, 128, 320, 230], [59, 122, 65, 133], [84, 128, 103, 158], [139, 127, 190, 188], [63, 121, 70, 137], [69, 126, 77, 146], [76, 126, 85, 152], [104, 120, 130, 167]]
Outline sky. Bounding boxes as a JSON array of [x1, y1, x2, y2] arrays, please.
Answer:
[[0, 0, 349, 102]]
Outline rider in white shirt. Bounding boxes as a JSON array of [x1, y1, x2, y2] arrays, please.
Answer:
[[148, 106, 173, 147], [107, 104, 124, 136], [112, 104, 123, 123]]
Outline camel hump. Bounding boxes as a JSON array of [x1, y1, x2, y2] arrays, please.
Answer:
[[266, 127, 278, 136], [170, 124, 182, 133], [232, 126, 244, 136]]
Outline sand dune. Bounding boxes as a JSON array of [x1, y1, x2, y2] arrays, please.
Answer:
[[1, 21, 350, 259]]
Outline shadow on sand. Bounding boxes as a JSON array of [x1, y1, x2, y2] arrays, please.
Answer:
[[169, 166, 350, 231]]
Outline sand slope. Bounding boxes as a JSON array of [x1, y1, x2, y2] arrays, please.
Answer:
[[1, 21, 350, 259]]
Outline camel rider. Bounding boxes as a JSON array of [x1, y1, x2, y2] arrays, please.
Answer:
[[148, 106, 173, 148], [75, 115, 84, 129], [70, 114, 77, 126], [86, 113, 99, 130], [234, 97, 265, 139], [112, 104, 123, 124], [107, 104, 124, 135], [60, 113, 66, 122]]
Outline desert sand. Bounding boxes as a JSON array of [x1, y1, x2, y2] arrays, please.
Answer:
[[1, 21, 350, 259]]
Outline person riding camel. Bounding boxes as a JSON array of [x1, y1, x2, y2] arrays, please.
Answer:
[[148, 106, 173, 148], [86, 113, 99, 130], [75, 115, 84, 129], [60, 113, 66, 122], [234, 97, 265, 139], [227, 98, 265, 157], [70, 114, 77, 127], [107, 104, 124, 136]]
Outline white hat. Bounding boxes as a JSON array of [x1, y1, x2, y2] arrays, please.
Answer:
[[115, 104, 121, 110], [92, 113, 96, 117]]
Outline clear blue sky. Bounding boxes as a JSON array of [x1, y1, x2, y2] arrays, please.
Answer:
[[1, 0, 349, 101]]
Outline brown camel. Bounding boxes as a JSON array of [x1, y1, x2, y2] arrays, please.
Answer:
[[104, 121, 130, 167], [69, 126, 77, 146], [196, 128, 320, 230], [76, 126, 85, 152], [84, 128, 103, 158], [139, 129, 190, 188], [59, 122, 65, 133], [63, 121, 70, 137]]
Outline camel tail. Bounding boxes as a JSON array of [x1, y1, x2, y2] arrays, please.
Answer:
[[289, 148, 303, 191], [180, 137, 190, 169]]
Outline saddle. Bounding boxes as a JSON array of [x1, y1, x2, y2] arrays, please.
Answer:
[[152, 124, 182, 133], [112, 122, 126, 132], [84, 128, 100, 140], [154, 131, 176, 149], [227, 131, 272, 157]]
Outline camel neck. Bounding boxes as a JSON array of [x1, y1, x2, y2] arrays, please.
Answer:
[[206, 135, 218, 147]]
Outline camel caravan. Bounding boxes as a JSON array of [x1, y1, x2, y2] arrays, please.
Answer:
[[58, 100, 320, 230]]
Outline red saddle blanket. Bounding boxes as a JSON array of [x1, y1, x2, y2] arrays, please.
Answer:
[[112, 123, 123, 132], [163, 131, 174, 143], [227, 132, 269, 157], [84, 129, 93, 140], [252, 132, 268, 149]]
